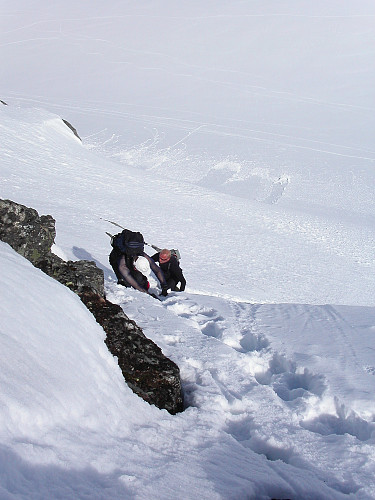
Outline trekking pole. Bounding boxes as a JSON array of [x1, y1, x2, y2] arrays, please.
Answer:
[[101, 219, 166, 255], [145, 242, 162, 253], [100, 218, 125, 230]]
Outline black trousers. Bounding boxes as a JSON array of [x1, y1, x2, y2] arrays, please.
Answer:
[[166, 277, 180, 291], [109, 250, 148, 290]]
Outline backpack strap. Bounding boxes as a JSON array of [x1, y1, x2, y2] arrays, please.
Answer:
[[125, 240, 144, 252]]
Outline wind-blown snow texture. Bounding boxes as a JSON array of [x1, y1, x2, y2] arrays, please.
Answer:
[[1, 1, 375, 499]]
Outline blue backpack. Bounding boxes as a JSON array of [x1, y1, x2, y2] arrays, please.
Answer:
[[111, 229, 144, 256]]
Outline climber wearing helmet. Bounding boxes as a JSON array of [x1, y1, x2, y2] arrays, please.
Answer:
[[152, 249, 186, 292]]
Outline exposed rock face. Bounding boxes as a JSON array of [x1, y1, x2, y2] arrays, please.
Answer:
[[80, 291, 183, 414], [38, 255, 105, 298], [0, 199, 104, 297], [0, 199, 56, 266], [0, 198, 183, 414], [62, 119, 81, 141]]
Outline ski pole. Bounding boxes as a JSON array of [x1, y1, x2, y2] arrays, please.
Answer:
[[102, 219, 162, 253], [100, 218, 125, 229]]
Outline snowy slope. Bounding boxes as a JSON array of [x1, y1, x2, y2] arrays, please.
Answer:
[[1, 1, 375, 498], [1, 105, 374, 306], [1, 103, 375, 500], [2, 1, 374, 163], [1, 235, 375, 500]]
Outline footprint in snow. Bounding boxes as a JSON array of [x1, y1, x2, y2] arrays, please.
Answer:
[[166, 298, 226, 340], [301, 403, 375, 442], [255, 353, 327, 402]]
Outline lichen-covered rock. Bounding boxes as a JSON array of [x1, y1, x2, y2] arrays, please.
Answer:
[[80, 291, 184, 414], [0, 198, 104, 297], [37, 254, 105, 298], [0, 198, 184, 414], [0, 198, 55, 266]]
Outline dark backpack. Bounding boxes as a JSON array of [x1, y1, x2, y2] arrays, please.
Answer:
[[170, 249, 181, 262], [111, 229, 144, 256]]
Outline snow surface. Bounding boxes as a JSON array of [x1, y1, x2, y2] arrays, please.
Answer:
[[1, 1, 375, 499]]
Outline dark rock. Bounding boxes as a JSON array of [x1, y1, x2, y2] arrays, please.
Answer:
[[62, 119, 81, 141], [0, 198, 184, 414], [37, 254, 104, 298], [80, 291, 184, 414], [0, 199, 104, 296], [0, 199, 55, 266]]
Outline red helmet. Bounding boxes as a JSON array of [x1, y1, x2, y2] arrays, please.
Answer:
[[159, 249, 171, 264]]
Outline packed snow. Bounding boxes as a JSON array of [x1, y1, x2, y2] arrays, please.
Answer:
[[1, 1, 375, 499]]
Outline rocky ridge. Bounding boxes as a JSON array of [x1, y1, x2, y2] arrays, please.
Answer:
[[0, 198, 183, 414]]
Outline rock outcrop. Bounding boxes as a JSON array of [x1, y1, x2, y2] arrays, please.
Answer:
[[0, 198, 183, 414], [0, 200, 56, 266], [0, 199, 104, 297], [80, 291, 183, 414], [62, 119, 81, 141]]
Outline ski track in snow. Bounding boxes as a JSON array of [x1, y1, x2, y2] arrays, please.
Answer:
[[106, 281, 375, 495], [6, 90, 375, 163]]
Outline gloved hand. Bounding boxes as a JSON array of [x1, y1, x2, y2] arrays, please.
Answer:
[[160, 286, 168, 297]]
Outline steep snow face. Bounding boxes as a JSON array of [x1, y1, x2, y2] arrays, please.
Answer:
[[2, 0, 375, 214], [1, 1, 375, 498], [1, 238, 375, 500], [0, 242, 150, 437], [1, 106, 375, 306], [1, 96, 375, 500]]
